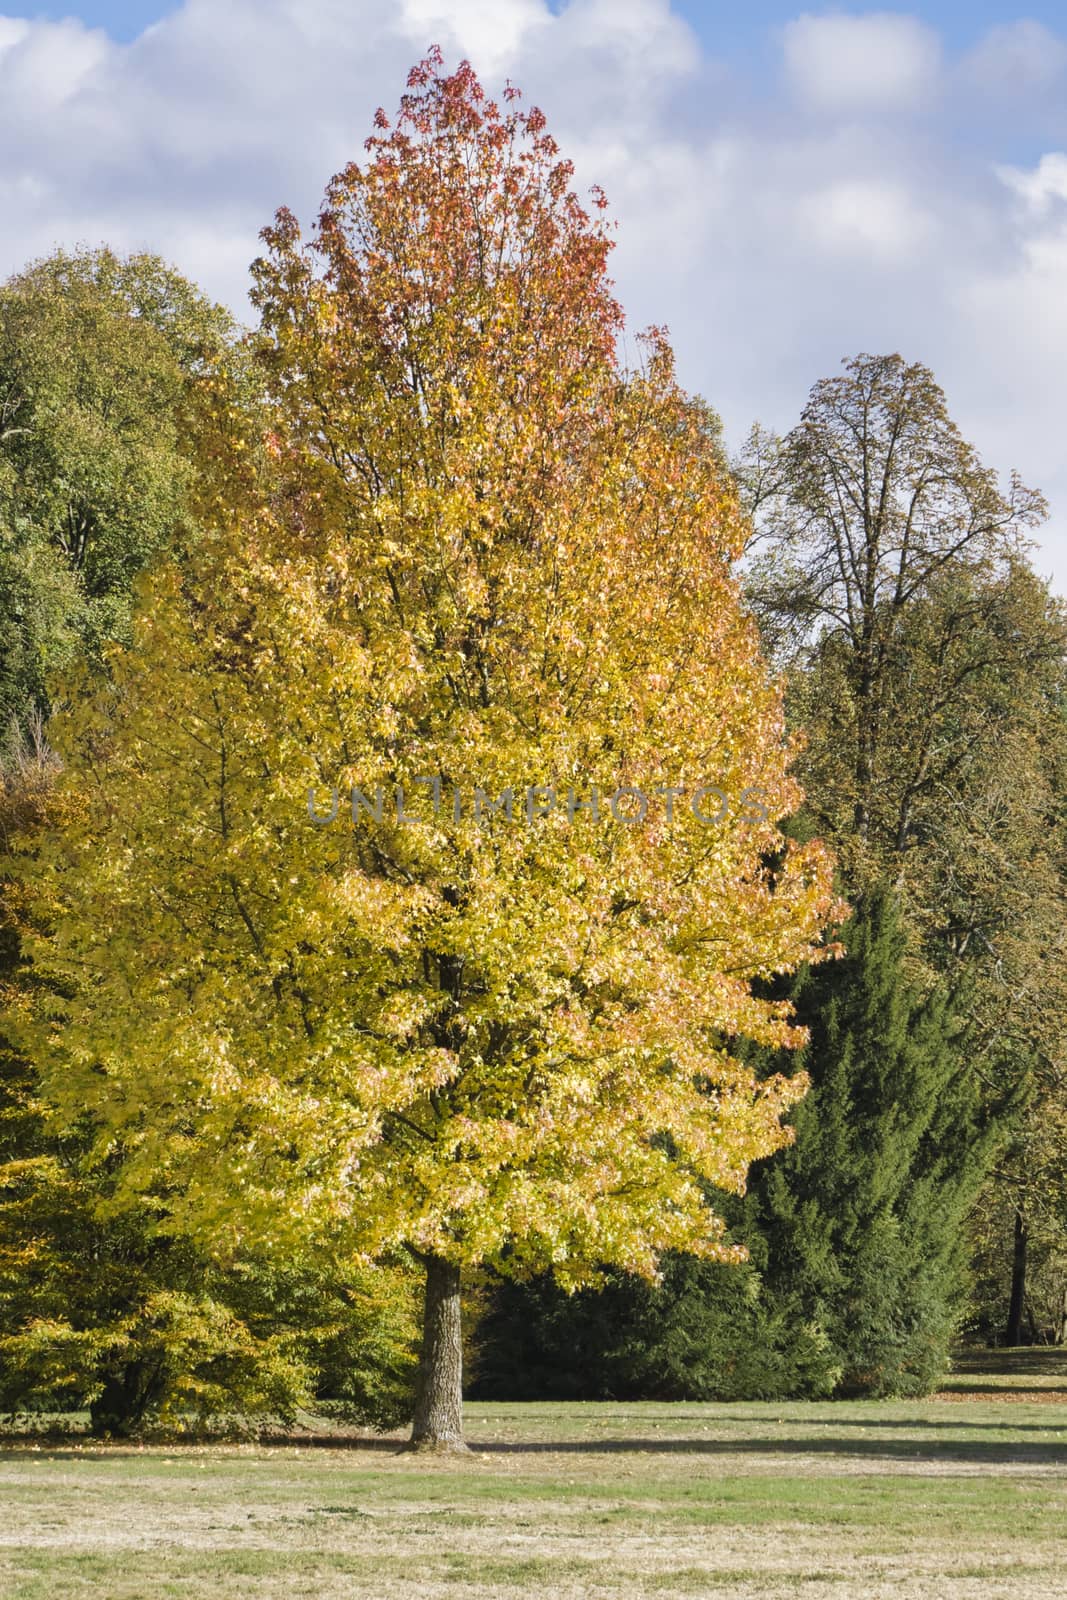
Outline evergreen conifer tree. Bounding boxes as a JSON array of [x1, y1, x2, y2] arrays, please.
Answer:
[[750, 884, 999, 1396]]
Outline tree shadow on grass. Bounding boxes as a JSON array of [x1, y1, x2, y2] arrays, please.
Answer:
[[475, 1436, 1067, 1465], [3, 1416, 1065, 1468], [950, 1351, 1067, 1380], [705, 1415, 1067, 1434], [937, 1382, 1067, 1399]]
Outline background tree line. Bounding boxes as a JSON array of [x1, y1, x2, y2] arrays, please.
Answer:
[[1, 236, 1063, 1432]]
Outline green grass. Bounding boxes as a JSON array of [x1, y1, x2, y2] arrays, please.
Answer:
[[1, 1352, 1065, 1597]]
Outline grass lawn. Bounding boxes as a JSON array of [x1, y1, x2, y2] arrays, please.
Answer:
[[1, 1352, 1065, 1598]]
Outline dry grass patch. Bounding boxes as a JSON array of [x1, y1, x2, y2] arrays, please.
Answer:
[[1, 1358, 1065, 1597]]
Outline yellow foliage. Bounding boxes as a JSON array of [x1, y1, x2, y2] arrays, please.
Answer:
[[17, 54, 842, 1290]]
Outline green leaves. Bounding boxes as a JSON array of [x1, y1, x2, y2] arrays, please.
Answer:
[[0, 247, 240, 730]]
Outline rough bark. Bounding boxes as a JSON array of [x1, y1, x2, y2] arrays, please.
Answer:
[[408, 1255, 468, 1453], [1005, 1207, 1028, 1347]]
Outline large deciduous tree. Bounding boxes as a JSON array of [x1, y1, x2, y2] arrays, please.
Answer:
[[20, 54, 838, 1450], [738, 353, 1046, 846]]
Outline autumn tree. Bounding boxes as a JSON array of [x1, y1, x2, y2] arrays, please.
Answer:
[[19, 55, 838, 1451]]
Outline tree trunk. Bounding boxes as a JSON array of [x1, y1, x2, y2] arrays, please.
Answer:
[[89, 1358, 164, 1438], [1005, 1208, 1028, 1347], [408, 1255, 468, 1453]]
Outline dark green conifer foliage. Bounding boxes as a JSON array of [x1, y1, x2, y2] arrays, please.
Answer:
[[751, 884, 999, 1396]]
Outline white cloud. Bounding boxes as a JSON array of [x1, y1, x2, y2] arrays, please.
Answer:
[[803, 177, 934, 264], [0, 17, 30, 54], [998, 152, 1067, 214], [962, 21, 1067, 99], [0, 2, 1065, 595], [0, 15, 109, 112], [397, 0, 549, 75], [782, 12, 941, 115]]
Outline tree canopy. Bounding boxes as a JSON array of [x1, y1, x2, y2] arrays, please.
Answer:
[[17, 54, 839, 1449], [0, 247, 239, 730]]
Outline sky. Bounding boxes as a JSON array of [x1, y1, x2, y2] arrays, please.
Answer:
[[2, 1, 1067, 594]]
